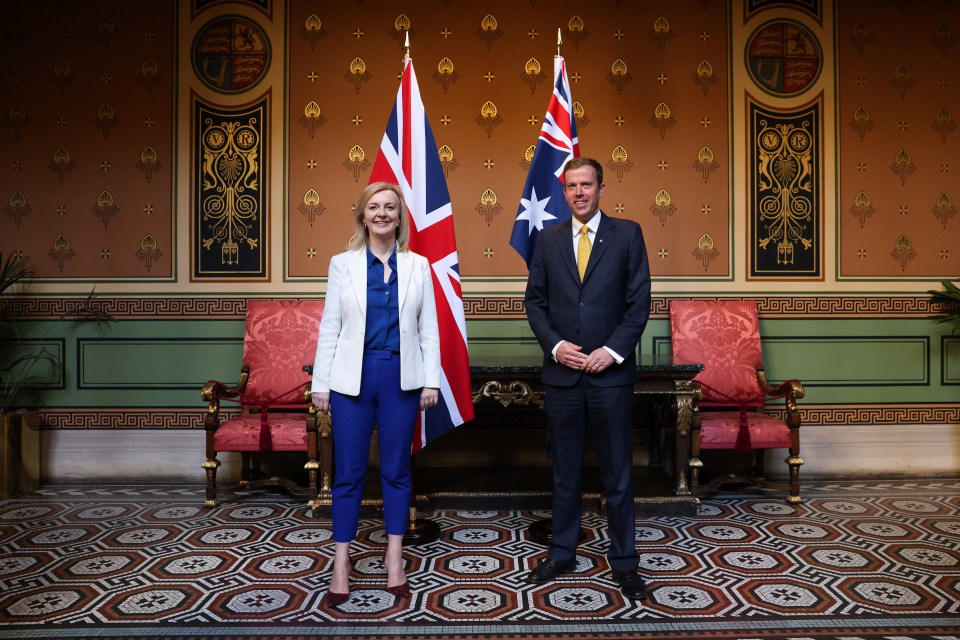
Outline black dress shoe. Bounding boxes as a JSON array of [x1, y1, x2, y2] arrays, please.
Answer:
[[611, 569, 647, 599], [525, 557, 576, 583]]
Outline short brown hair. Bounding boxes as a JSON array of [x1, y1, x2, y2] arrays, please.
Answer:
[[563, 157, 604, 185]]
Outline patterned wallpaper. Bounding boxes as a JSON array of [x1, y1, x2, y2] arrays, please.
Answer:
[[1, 0, 957, 285], [285, 0, 731, 280], [1, 1, 175, 280], [837, 0, 958, 279]]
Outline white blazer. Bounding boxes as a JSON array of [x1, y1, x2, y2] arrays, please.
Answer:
[[311, 247, 441, 396]]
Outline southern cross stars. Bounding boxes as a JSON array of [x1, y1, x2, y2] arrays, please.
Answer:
[[516, 185, 556, 234]]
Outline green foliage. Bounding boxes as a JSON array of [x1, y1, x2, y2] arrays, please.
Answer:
[[928, 279, 960, 331], [0, 252, 115, 413]]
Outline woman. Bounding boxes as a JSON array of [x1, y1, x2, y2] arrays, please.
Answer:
[[311, 182, 440, 608]]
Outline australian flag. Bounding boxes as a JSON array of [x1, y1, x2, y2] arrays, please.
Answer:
[[510, 56, 580, 267], [369, 57, 475, 453]]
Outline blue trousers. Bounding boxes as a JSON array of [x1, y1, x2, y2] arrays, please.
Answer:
[[330, 349, 420, 542]]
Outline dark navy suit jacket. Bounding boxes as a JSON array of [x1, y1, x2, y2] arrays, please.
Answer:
[[524, 212, 651, 387]]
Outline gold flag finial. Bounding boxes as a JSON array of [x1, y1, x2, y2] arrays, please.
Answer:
[[556, 28, 561, 58], [404, 31, 410, 59]]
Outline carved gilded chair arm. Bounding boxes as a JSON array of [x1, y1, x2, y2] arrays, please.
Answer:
[[200, 366, 249, 430]]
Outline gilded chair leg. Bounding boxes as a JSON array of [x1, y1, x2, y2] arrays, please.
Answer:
[[202, 458, 221, 507], [785, 454, 804, 504], [689, 457, 703, 496]]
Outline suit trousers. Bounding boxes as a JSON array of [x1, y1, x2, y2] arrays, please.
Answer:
[[330, 349, 420, 542], [544, 379, 639, 572]]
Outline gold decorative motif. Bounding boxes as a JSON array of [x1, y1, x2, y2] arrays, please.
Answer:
[[849, 105, 874, 142], [345, 57, 371, 94], [477, 14, 503, 50], [391, 14, 412, 47], [520, 144, 535, 172], [8, 15, 27, 51], [890, 64, 914, 99], [649, 102, 676, 139], [932, 192, 956, 228], [849, 21, 872, 56], [650, 17, 675, 53], [572, 101, 589, 130], [649, 189, 677, 226], [692, 146, 719, 184], [301, 14, 328, 50], [438, 144, 459, 178], [890, 148, 916, 185], [606, 145, 633, 182], [890, 234, 916, 271], [137, 59, 161, 95], [693, 60, 717, 96], [521, 57, 545, 93], [931, 22, 955, 58], [473, 380, 542, 408], [755, 120, 815, 265], [6, 103, 29, 140], [49, 234, 76, 271], [850, 191, 876, 228], [136, 234, 162, 272], [693, 233, 719, 270], [931, 107, 955, 144], [299, 101, 326, 137], [343, 145, 370, 182], [200, 118, 262, 265], [607, 58, 632, 96], [565, 15, 587, 51], [476, 101, 502, 137], [50, 59, 74, 97], [93, 103, 118, 140], [48, 147, 75, 185], [475, 189, 502, 225], [298, 189, 326, 225], [135, 147, 162, 184], [95, 16, 119, 51], [93, 191, 119, 228], [433, 57, 459, 93], [5, 190, 31, 228]]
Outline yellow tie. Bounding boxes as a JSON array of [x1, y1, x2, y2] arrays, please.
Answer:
[[577, 225, 592, 281]]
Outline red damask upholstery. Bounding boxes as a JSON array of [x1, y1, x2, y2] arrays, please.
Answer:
[[201, 300, 331, 507], [670, 300, 805, 503]]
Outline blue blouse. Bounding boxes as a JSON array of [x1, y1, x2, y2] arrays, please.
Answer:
[[364, 245, 400, 352]]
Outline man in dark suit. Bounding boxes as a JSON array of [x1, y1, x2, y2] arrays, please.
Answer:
[[523, 157, 651, 599]]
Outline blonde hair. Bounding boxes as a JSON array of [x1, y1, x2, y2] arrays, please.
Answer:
[[346, 182, 411, 251]]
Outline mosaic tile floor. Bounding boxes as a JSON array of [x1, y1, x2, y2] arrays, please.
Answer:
[[1, 480, 959, 639]]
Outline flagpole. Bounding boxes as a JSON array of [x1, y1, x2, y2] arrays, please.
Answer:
[[392, 29, 441, 547]]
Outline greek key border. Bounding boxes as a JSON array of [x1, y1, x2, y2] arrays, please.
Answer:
[[6, 295, 937, 320], [36, 404, 959, 430]]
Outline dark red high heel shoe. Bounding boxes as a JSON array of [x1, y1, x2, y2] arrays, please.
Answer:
[[386, 580, 411, 598], [321, 590, 349, 608]]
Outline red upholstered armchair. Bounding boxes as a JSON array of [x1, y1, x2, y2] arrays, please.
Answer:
[[201, 300, 331, 508], [669, 300, 805, 503]]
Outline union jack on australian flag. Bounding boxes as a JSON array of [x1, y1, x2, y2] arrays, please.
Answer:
[[510, 56, 580, 267], [369, 56, 475, 453]]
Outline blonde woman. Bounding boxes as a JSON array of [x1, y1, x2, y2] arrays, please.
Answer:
[[311, 182, 440, 607]]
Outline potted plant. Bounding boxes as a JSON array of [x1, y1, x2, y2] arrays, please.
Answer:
[[928, 279, 960, 332], [1, 252, 114, 497]]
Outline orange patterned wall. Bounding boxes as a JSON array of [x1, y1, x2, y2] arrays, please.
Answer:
[[1, 0, 957, 286], [837, 2, 958, 279]]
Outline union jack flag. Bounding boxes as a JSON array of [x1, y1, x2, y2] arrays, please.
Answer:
[[370, 57, 474, 452], [510, 56, 580, 267]]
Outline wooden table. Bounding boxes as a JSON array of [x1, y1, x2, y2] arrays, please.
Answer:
[[470, 353, 703, 497]]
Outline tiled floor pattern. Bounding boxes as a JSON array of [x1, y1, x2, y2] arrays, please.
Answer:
[[0, 481, 959, 639]]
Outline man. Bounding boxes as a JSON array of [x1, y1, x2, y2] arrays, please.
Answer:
[[523, 157, 652, 599]]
